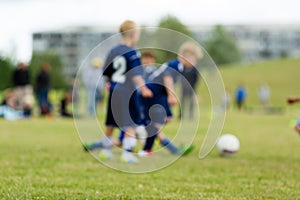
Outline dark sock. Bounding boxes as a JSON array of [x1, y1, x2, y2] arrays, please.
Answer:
[[143, 125, 159, 151], [90, 141, 103, 150], [160, 138, 179, 154]]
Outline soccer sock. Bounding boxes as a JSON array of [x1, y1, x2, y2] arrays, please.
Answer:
[[122, 137, 136, 152], [143, 125, 159, 151], [136, 126, 147, 145], [90, 141, 103, 150], [160, 138, 179, 154], [102, 136, 113, 149], [118, 130, 125, 143]]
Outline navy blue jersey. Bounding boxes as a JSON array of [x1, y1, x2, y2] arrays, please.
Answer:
[[103, 44, 143, 128], [166, 58, 184, 83], [103, 44, 143, 92], [146, 58, 184, 96], [143, 65, 156, 82], [139, 58, 184, 121]]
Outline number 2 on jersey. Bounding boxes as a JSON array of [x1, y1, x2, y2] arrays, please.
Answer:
[[112, 56, 126, 83]]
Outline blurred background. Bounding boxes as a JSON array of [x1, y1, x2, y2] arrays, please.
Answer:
[[0, 0, 299, 118]]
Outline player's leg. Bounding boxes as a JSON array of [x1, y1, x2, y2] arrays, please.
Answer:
[[159, 96, 176, 154], [84, 91, 115, 155], [97, 89, 121, 159], [121, 127, 139, 163], [117, 130, 125, 147], [157, 132, 194, 156], [157, 131, 179, 154], [180, 89, 185, 119], [158, 96, 194, 156], [115, 91, 140, 163], [189, 93, 195, 119], [98, 126, 114, 160], [140, 103, 166, 155], [83, 126, 114, 150], [129, 91, 146, 146], [236, 99, 242, 110], [142, 123, 161, 152], [86, 87, 95, 116]]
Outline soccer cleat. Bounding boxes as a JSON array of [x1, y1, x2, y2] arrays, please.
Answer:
[[83, 142, 92, 152], [121, 152, 139, 163], [180, 144, 195, 156], [137, 150, 154, 157], [98, 149, 112, 161], [137, 150, 147, 157]]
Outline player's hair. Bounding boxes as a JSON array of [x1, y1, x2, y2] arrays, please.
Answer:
[[178, 41, 203, 59], [141, 50, 156, 59], [119, 20, 139, 37]]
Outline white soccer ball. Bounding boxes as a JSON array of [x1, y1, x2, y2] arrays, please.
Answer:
[[216, 134, 240, 156]]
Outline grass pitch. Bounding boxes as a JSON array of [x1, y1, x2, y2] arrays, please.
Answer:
[[0, 59, 299, 199]]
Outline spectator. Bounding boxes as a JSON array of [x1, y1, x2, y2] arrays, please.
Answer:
[[222, 89, 231, 111], [258, 84, 270, 108], [235, 84, 247, 110], [179, 66, 200, 119], [0, 89, 24, 120], [12, 62, 33, 116], [71, 75, 80, 116], [35, 62, 51, 116], [60, 90, 73, 118], [82, 58, 105, 117], [1, 89, 17, 109]]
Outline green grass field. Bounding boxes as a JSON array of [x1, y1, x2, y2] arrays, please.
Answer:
[[1, 59, 300, 199]]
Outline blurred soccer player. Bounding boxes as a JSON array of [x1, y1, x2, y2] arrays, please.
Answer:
[[139, 42, 203, 156], [85, 20, 152, 163]]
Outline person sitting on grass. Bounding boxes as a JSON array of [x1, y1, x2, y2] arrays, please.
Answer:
[[0, 89, 24, 120]]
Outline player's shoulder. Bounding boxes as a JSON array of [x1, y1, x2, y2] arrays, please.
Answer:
[[111, 44, 139, 59], [167, 58, 183, 72], [167, 58, 180, 67]]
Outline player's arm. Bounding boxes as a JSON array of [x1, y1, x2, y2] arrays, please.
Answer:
[[133, 76, 153, 98], [102, 67, 112, 92], [163, 75, 177, 106], [130, 51, 152, 98]]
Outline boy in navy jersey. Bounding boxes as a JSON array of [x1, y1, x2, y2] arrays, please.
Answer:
[[85, 20, 152, 163], [115, 48, 199, 156], [140, 41, 203, 155]]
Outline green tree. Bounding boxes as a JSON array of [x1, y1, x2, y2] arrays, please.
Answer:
[[0, 56, 14, 90], [29, 51, 67, 89], [205, 25, 241, 65], [156, 15, 193, 63], [138, 16, 195, 63], [158, 15, 192, 36]]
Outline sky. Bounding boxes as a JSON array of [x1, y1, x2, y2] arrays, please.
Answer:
[[0, 0, 299, 62]]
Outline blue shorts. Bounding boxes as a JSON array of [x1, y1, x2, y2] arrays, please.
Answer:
[[161, 95, 173, 118], [141, 95, 171, 126], [105, 89, 141, 129]]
